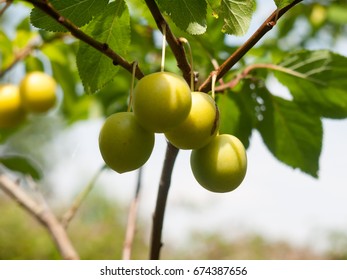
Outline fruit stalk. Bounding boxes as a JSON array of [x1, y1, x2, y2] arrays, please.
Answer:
[[144, 0, 191, 82], [149, 142, 179, 260], [160, 23, 166, 72]]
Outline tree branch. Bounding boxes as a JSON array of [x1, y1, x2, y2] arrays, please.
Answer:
[[143, 0, 190, 260], [149, 142, 179, 260], [61, 165, 105, 228], [199, 0, 303, 93], [0, 0, 13, 17], [0, 174, 79, 260], [0, 34, 64, 78], [214, 63, 272, 92], [24, 0, 144, 79], [144, 0, 192, 83], [214, 61, 318, 92], [0, 44, 34, 78], [122, 168, 142, 260]]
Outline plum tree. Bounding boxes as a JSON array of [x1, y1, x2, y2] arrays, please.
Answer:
[[1, 0, 343, 261]]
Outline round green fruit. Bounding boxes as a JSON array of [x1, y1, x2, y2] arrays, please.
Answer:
[[98, 112, 155, 173], [165, 91, 219, 150], [310, 5, 327, 27], [0, 84, 26, 128], [132, 72, 191, 133], [20, 71, 57, 113], [190, 134, 247, 193]]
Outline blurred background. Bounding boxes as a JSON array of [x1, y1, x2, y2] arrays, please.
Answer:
[[1, 0, 347, 259]]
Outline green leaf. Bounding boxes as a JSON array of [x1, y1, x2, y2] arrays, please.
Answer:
[[0, 155, 42, 180], [206, 0, 222, 10], [43, 41, 96, 123], [0, 128, 18, 144], [77, 0, 130, 93], [273, 50, 347, 119], [327, 4, 347, 25], [14, 18, 35, 49], [257, 88, 322, 177], [274, 0, 294, 9], [157, 0, 207, 35], [0, 30, 14, 71], [127, 0, 156, 28], [211, 0, 256, 35], [30, 0, 109, 32], [24, 55, 44, 73], [216, 89, 255, 148]]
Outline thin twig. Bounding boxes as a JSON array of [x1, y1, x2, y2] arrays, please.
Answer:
[[0, 34, 64, 78], [214, 60, 326, 92], [24, 0, 144, 79], [0, 37, 39, 78], [25, 175, 51, 211], [149, 142, 179, 260], [199, 0, 303, 92], [215, 63, 272, 92], [0, 0, 13, 17], [122, 168, 143, 260], [0, 174, 79, 260], [61, 165, 105, 228]]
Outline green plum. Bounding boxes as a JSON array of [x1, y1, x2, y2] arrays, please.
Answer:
[[165, 91, 219, 150], [132, 72, 191, 133], [99, 112, 155, 173], [191, 134, 247, 193]]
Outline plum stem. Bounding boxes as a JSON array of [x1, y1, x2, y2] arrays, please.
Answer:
[[160, 23, 167, 72], [128, 61, 138, 112]]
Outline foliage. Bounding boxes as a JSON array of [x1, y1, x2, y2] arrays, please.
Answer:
[[0, 0, 347, 259], [177, 233, 325, 260], [1, 0, 346, 177], [0, 154, 42, 180], [30, 0, 109, 32]]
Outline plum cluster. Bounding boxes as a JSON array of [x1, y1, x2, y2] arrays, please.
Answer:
[[0, 71, 57, 129], [98, 71, 247, 193]]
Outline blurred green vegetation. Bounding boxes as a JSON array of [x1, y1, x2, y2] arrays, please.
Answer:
[[0, 193, 148, 260], [1, 193, 346, 260], [172, 234, 323, 260]]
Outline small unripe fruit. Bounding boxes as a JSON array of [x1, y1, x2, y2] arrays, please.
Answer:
[[165, 91, 219, 150], [190, 134, 247, 193], [98, 112, 155, 173], [132, 72, 191, 133], [310, 5, 327, 27], [0, 84, 26, 128], [20, 71, 57, 113]]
